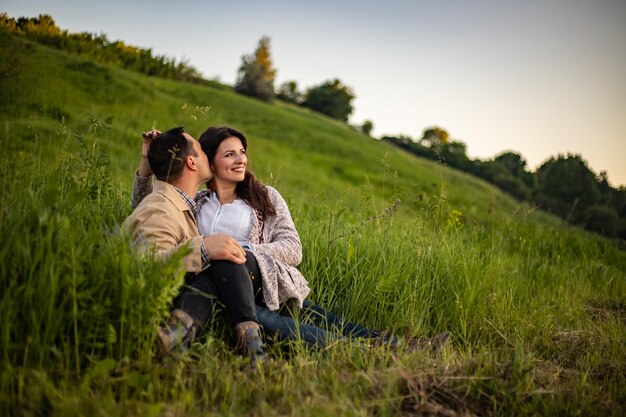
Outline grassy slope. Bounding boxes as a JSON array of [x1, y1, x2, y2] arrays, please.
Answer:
[[1, 34, 625, 416], [1, 32, 527, 220]]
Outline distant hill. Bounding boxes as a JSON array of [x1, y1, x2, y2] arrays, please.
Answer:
[[2, 16, 624, 241], [0, 31, 542, 228]]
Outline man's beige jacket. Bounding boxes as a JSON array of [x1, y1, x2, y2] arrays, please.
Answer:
[[122, 180, 204, 272]]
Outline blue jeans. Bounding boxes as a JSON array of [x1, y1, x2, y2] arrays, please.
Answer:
[[256, 299, 375, 348]]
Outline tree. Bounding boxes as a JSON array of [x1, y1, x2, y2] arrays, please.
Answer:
[[381, 135, 438, 160], [535, 154, 600, 223], [420, 127, 449, 150], [18, 14, 61, 39], [438, 140, 474, 171], [494, 151, 526, 176], [302, 79, 354, 122], [276, 80, 302, 104], [494, 151, 535, 189], [361, 120, 374, 136], [234, 36, 276, 102]]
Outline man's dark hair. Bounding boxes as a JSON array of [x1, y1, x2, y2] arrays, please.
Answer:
[[148, 127, 197, 182]]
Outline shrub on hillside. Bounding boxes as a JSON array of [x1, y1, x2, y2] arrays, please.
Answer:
[[302, 79, 354, 122], [618, 218, 626, 240], [0, 13, 203, 83], [276, 80, 303, 104], [585, 205, 619, 237]]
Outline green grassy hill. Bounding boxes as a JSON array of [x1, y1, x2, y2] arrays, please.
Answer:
[[1, 30, 530, 220], [1, 33, 625, 416]]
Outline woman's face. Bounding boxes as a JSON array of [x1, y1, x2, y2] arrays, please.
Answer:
[[210, 136, 247, 185]]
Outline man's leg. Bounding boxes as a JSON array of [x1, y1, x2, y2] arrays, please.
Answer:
[[197, 260, 266, 363], [301, 301, 453, 352], [256, 304, 339, 348], [244, 251, 265, 304], [162, 261, 266, 362], [177, 260, 257, 327], [170, 271, 220, 327], [157, 271, 220, 353], [301, 300, 374, 338]]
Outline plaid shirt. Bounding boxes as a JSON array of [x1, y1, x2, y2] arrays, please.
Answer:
[[173, 186, 210, 267]]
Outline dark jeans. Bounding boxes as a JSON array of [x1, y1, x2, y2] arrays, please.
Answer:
[[174, 253, 376, 349], [245, 253, 375, 348], [172, 260, 258, 327], [256, 300, 375, 348]]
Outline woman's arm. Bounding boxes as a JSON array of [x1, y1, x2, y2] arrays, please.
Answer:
[[131, 173, 154, 209], [138, 130, 158, 177], [130, 130, 159, 209], [251, 187, 303, 266]]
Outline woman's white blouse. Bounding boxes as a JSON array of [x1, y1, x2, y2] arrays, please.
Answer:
[[197, 192, 253, 248]]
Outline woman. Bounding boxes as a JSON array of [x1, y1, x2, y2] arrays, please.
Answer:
[[196, 126, 384, 348]]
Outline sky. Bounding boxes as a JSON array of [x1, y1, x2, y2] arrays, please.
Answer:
[[2, 0, 625, 186]]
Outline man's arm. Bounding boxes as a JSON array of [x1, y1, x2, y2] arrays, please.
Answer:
[[123, 203, 205, 272], [124, 203, 248, 271]]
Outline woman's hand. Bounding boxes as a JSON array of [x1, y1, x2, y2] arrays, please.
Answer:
[[137, 129, 160, 177]]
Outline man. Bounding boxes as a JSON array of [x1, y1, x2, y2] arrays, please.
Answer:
[[123, 127, 266, 363]]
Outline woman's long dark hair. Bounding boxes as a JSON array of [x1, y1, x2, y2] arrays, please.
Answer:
[[199, 126, 276, 221]]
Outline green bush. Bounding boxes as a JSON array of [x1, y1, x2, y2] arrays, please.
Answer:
[[585, 205, 618, 237]]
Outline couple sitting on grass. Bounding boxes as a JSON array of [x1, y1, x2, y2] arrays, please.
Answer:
[[123, 125, 450, 364]]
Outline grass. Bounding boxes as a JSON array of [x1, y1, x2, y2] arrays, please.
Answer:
[[1, 32, 625, 416]]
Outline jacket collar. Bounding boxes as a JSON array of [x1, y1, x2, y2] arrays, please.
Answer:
[[154, 180, 192, 213]]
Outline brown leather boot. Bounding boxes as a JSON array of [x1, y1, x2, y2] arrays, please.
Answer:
[[234, 321, 269, 365], [156, 309, 197, 354]]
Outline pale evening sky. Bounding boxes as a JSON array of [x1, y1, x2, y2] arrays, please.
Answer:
[[2, 0, 625, 186]]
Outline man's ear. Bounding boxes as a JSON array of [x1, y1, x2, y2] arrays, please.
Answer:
[[186, 155, 197, 171]]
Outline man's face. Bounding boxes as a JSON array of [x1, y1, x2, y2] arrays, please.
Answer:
[[184, 133, 213, 182]]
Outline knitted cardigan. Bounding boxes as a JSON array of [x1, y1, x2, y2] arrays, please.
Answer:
[[132, 175, 310, 311]]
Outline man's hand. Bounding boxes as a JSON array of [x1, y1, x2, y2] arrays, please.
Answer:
[[203, 234, 247, 264], [138, 129, 161, 177]]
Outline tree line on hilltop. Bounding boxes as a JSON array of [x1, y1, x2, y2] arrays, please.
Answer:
[[4, 15, 625, 240], [382, 130, 626, 240], [233, 37, 626, 240], [0, 14, 206, 84]]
